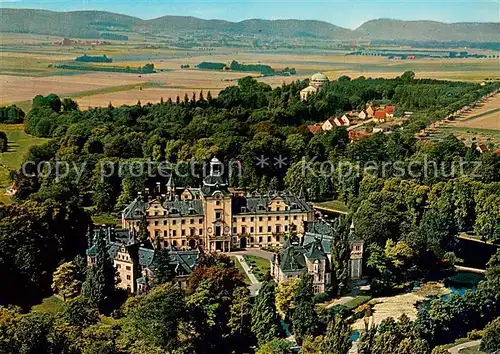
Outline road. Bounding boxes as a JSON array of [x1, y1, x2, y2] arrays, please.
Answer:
[[447, 340, 481, 354], [228, 249, 274, 296], [347, 118, 374, 132]]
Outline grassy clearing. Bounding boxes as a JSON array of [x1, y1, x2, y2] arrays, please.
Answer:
[[313, 200, 351, 214], [91, 213, 122, 227], [31, 295, 65, 315], [0, 124, 49, 204], [243, 254, 271, 281], [344, 295, 372, 311]]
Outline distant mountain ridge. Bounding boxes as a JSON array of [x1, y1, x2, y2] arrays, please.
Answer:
[[0, 8, 498, 42]]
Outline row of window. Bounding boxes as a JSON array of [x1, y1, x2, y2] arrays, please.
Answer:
[[154, 229, 203, 237], [149, 214, 303, 227], [233, 224, 295, 234]]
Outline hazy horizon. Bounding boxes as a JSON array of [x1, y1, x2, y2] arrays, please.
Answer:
[[1, 0, 499, 29]]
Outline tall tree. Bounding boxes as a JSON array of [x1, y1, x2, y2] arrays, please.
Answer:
[[52, 261, 81, 301], [292, 272, 319, 344], [330, 216, 351, 296], [151, 248, 174, 285], [251, 281, 283, 346], [82, 230, 115, 313], [319, 315, 351, 354], [228, 287, 256, 353]]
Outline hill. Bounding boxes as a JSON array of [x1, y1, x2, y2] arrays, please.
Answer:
[[355, 19, 500, 42], [0, 9, 498, 42]]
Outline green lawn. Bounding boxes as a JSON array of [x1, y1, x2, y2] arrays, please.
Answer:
[[31, 295, 65, 315], [243, 255, 271, 281], [231, 256, 251, 285], [0, 124, 50, 204], [91, 213, 122, 227], [313, 200, 351, 214]]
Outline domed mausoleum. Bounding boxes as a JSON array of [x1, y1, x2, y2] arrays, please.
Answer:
[[300, 72, 329, 101]]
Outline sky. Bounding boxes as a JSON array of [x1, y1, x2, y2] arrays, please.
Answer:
[[0, 0, 499, 29]]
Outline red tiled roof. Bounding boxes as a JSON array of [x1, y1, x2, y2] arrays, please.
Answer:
[[349, 131, 371, 141], [385, 105, 395, 114], [307, 125, 323, 134], [374, 110, 386, 119]]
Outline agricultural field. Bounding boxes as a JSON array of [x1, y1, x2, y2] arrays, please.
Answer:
[[0, 124, 49, 204], [1, 32, 499, 110], [433, 93, 500, 146]]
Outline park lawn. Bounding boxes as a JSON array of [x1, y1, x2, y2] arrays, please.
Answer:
[[231, 256, 251, 285], [313, 200, 351, 214], [91, 213, 122, 227], [31, 295, 65, 315], [0, 124, 49, 204], [244, 254, 271, 281]]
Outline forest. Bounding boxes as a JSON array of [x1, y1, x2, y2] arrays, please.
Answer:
[[0, 72, 499, 353]]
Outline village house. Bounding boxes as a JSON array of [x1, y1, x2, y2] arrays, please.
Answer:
[[358, 110, 368, 119], [300, 72, 329, 101], [365, 104, 376, 118], [321, 119, 336, 131], [373, 110, 387, 123], [271, 219, 364, 294], [86, 226, 200, 294], [122, 158, 315, 253], [307, 124, 323, 134], [384, 105, 396, 117]]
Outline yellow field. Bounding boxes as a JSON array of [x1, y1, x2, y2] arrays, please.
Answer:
[[1, 33, 499, 110], [453, 94, 500, 130]]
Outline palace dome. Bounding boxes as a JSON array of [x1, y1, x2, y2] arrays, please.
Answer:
[[311, 72, 328, 81]]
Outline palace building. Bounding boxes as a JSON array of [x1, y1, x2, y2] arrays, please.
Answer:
[[300, 72, 329, 101], [122, 158, 315, 253], [86, 226, 200, 294], [271, 219, 363, 294]]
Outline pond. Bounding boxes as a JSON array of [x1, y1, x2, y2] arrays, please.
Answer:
[[442, 271, 484, 301]]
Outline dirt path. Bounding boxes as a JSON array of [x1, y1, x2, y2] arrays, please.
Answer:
[[448, 339, 481, 354]]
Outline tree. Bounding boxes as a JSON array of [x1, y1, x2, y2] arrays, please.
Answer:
[[60, 296, 99, 328], [82, 230, 116, 313], [480, 317, 500, 353], [0, 131, 7, 152], [14, 312, 53, 354], [151, 247, 174, 285], [319, 315, 351, 354], [127, 283, 185, 352], [52, 261, 81, 301], [256, 339, 293, 354], [228, 287, 256, 353], [292, 272, 319, 344], [330, 217, 350, 296], [251, 281, 283, 346], [275, 277, 300, 320]]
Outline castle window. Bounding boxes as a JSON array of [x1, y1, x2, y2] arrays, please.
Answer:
[[215, 226, 221, 236], [276, 226, 280, 233], [276, 216, 280, 221], [285, 216, 289, 221], [259, 236, 263, 243], [250, 227, 254, 233], [216, 200, 221, 206], [233, 227, 237, 234], [268, 216, 271, 221], [173, 230, 177, 236], [259, 217, 263, 222], [164, 231, 168, 237], [173, 240, 178, 246], [181, 219, 185, 225], [154, 230, 159, 237], [276, 235, 280, 242], [276, 207, 280, 211], [250, 217, 254, 222], [215, 211, 222, 220], [242, 217, 246, 222], [154, 221, 159, 226], [190, 219, 194, 224], [241, 226, 247, 234], [127, 275, 131, 280], [116, 264, 121, 269], [163, 220, 168, 225], [126, 266, 131, 271], [182, 230, 185, 236], [267, 226, 271, 232], [199, 218, 203, 224], [267, 236, 271, 242], [172, 220, 177, 225], [241, 207, 247, 213], [199, 228, 203, 235], [293, 215, 297, 220], [259, 226, 263, 233], [284, 225, 288, 231]]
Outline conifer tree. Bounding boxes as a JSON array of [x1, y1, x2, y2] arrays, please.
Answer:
[[330, 216, 350, 296], [82, 230, 115, 313], [251, 281, 283, 346], [320, 315, 352, 354], [292, 272, 318, 344]]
